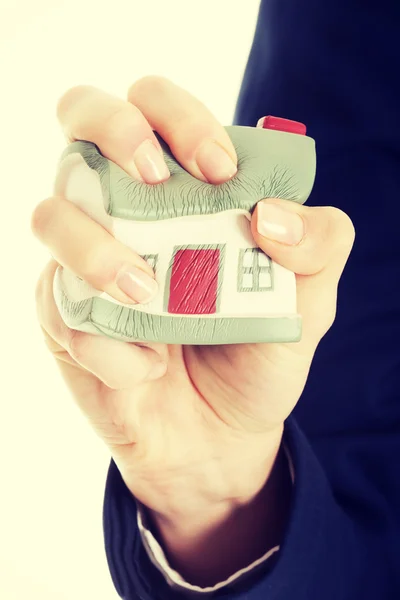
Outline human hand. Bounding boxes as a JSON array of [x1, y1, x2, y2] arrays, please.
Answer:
[[32, 77, 355, 529]]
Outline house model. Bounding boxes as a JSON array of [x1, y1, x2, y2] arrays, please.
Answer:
[[53, 117, 316, 345]]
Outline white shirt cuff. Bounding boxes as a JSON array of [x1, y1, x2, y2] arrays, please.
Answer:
[[136, 445, 295, 594]]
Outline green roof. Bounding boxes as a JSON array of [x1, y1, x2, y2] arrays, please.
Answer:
[[58, 126, 316, 221]]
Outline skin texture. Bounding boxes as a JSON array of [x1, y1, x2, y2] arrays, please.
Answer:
[[31, 77, 355, 586]]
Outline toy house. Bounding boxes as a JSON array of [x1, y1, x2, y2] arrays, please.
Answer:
[[53, 118, 316, 344]]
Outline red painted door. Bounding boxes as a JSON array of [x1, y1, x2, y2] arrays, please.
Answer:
[[168, 248, 221, 314]]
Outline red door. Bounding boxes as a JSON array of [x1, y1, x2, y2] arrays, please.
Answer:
[[168, 248, 221, 315]]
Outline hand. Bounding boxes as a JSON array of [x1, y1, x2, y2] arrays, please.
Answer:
[[32, 77, 355, 582]]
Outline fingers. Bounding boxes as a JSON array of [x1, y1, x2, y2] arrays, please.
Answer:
[[66, 332, 167, 389], [34, 77, 239, 306], [56, 85, 170, 184], [251, 198, 355, 344], [42, 77, 238, 302], [36, 260, 167, 389], [31, 197, 158, 305], [251, 198, 355, 279], [128, 76, 237, 184], [56, 78, 237, 187]]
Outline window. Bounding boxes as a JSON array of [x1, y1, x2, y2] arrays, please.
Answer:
[[238, 248, 274, 292], [141, 254, 158, 271]]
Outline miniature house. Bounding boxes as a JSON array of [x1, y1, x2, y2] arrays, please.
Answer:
[[53, 119, 316, 344]]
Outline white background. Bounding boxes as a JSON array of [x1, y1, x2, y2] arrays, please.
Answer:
[[0, 1, 260, 598]]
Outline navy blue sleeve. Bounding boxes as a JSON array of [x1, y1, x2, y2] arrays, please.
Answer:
[[103, 1, 400, 597], [104, 417, 390, 599]]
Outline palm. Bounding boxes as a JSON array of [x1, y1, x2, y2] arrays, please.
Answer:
[[53, 337, 312, 508], [48, 262, 327, 469], [56, 335, 312, 461], [46, 254, 332, 507], [188, 341, 312, 429]]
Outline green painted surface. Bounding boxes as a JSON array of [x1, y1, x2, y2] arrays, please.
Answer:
[[58, 126, 316, 222], [54, 284, 302, 345]]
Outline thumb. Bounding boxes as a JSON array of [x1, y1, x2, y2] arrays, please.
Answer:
[[250, 198, 355, 279]]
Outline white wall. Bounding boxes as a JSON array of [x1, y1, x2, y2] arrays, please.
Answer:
[[0, 1, 260, 598]]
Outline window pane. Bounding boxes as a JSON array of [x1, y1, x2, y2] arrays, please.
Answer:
[[242, 249, 254, 268], [259, 271, 272, 289], [242, 273, 254, 289], [258, 252, 271, 267]]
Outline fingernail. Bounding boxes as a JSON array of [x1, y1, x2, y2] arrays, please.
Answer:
[[131, 140, 170, 184], [257, 202, 304, 245], [116, 266, 158, 303], [195, 140, 237, 184]]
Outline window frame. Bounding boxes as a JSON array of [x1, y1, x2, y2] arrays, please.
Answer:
[[237, 248, 274, 292]]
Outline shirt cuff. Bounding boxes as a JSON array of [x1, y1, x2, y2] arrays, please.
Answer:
[[136, 444, 295, 594]]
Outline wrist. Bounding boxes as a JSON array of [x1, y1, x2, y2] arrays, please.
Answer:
[[145, 424, 284, 525], [145, 440, 291, 587]]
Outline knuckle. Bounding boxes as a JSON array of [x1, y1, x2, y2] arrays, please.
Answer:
[[325, 206, 356, 248], [79, 245, 119, 290], [31, 199, 50, 237], [100, 104, 139, 142], [128, 75, 170, 100], [31, 197, 59, 238], [339, 213, 356, 247], [56, 85, 93, 120], [68, 330, 89, 361]]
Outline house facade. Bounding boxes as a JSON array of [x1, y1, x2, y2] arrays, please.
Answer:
[[109, 210, 296, 319], [53, 123, 315, 344]]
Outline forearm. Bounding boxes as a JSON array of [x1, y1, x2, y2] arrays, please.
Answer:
[[145, 446, 292, 588]]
